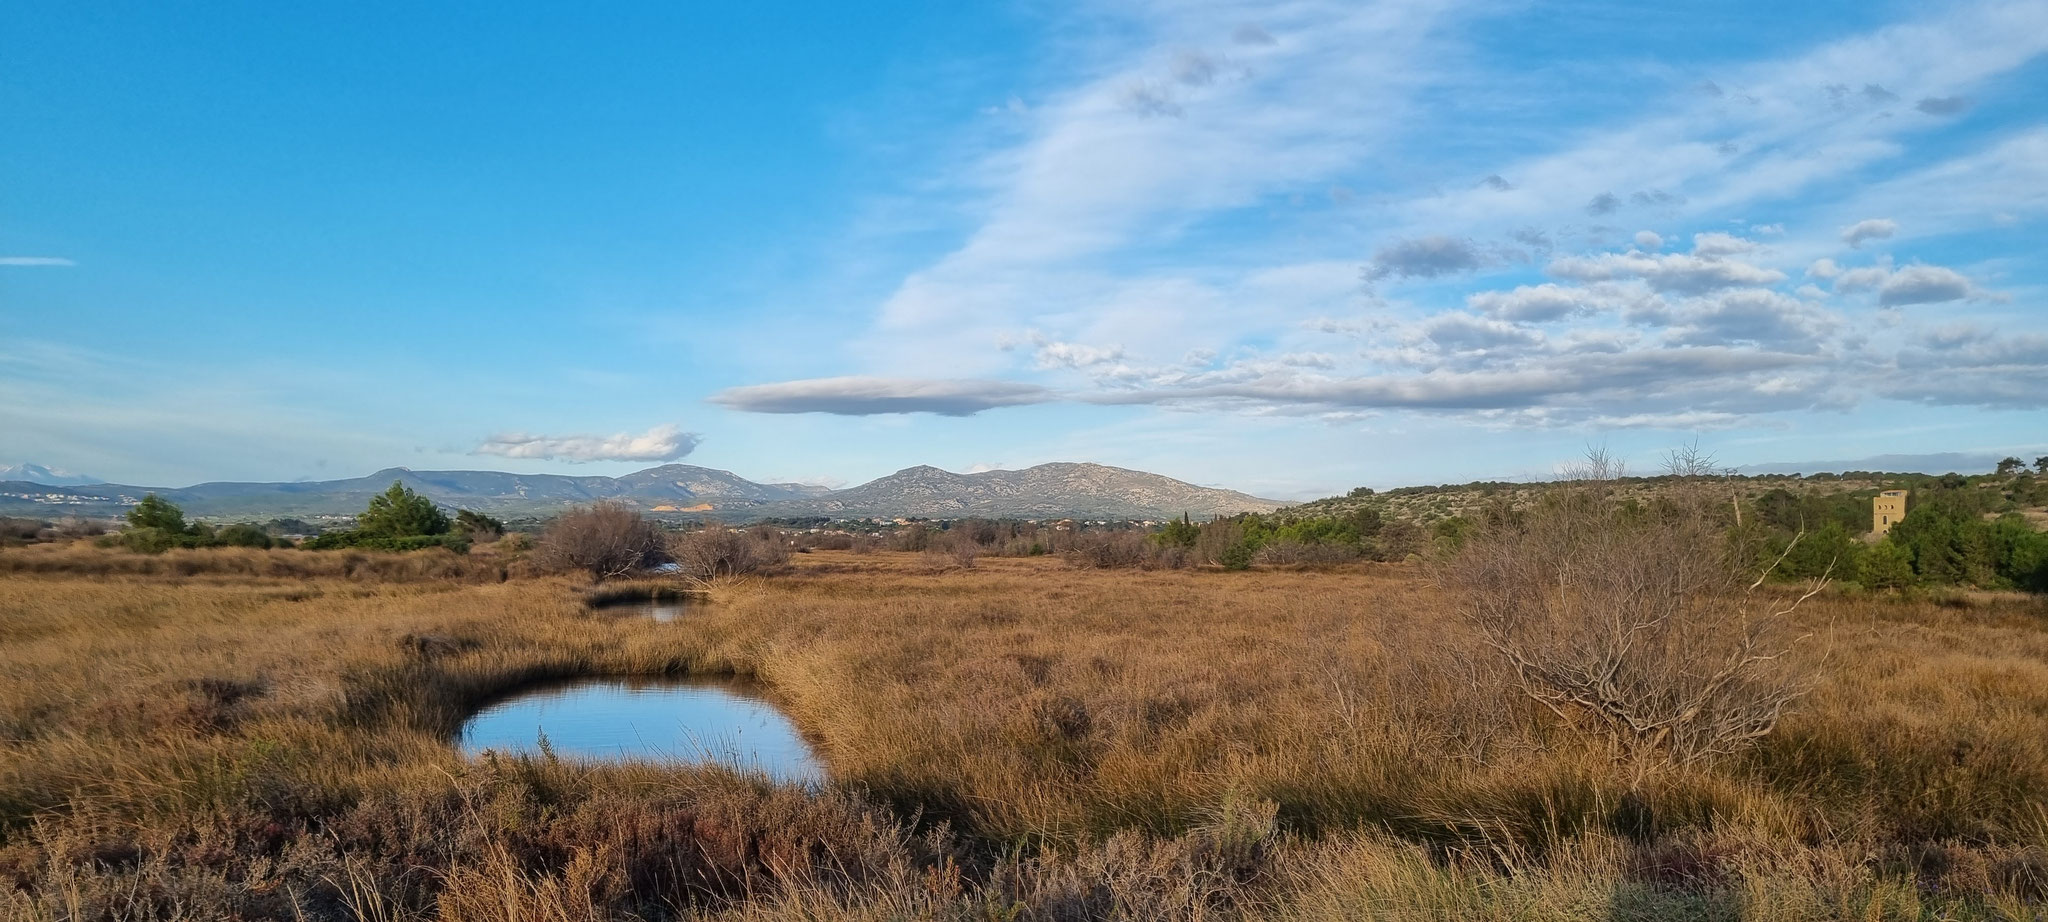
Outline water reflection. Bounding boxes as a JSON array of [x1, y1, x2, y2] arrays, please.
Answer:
[[593, 595, 690, 622], [458, 677, 821, 783]]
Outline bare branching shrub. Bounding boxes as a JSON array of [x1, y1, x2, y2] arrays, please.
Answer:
[[533, 503, 668, 582], [1064, 531, 1193, 569], [668, 524, 789, 579], [1444, 448, 1824, 771], [0, 517, 45, 542], [924, 528, 981, 569]]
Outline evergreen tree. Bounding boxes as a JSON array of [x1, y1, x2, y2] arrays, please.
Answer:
[[1857, 540, 1915, 590], [455, 509, 505, 538], [125, 493, 187, 533], [1156, 513, 1201, 548], [1889, 492, 1996, 586], [1989, 514, 2048, 593], [355, 481, 450, 537]]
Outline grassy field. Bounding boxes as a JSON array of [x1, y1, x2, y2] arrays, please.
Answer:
[[2, 545, 2047, 919]]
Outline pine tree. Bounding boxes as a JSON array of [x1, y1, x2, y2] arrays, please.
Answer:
[[355, 482, 450, 537], [125, 493, 187, 533], [1856, 540, 1914, 590]]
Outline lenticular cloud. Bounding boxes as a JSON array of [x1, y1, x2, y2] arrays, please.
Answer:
[[474, 424, 702, 462]]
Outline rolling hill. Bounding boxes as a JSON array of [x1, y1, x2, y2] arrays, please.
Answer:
[[0, 462, 1280, 522]]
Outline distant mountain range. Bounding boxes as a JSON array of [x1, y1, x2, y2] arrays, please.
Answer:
[[0, 463, 104, 486], [0, 462, 1284, 521]]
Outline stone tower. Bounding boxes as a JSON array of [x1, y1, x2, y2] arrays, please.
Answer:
[[1873, 490, 1907, 536]]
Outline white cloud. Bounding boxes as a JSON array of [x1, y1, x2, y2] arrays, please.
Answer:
[[0, 257, 76, 267], [1034, 338, 1126, 369], [1833, 264, 1892, 292], [1666, 288, 1839, 352], [1548, 251, 1787, 293], [1634, 230, 1664, 250], [1806, 258, 1841, 279], [1840, 217, 1898, 247], [1878, 264, 1976, 306], [1422, 313, 1542, 352], [473, 424, 702, 463], [1690, 231, 1757, 257], [1465, 282, 1645, 322], [1368, 235, 1484, 280]]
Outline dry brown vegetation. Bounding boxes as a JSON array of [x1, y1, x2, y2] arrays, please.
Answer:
[[1, 542, 2046, 919], [534, 503, 670, 581]]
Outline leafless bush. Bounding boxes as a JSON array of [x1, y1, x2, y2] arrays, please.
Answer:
[[1064, 531, 1192, 570], [533, 503, 668, 581], [1443, 447, 1823, 772], [668, 524, 789, 579], [924, 529, 981, 568], [746, 524, 792, 565], [45, 517, 105, 539], [0, 517, 45, 542], [1372, 519, 1425, 561]]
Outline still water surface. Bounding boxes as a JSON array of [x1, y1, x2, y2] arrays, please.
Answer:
[[590, 594, 690, 621], [458, 678, 821, 784]]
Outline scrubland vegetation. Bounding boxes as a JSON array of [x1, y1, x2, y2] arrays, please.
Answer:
[[3, 460, 2048, 919]]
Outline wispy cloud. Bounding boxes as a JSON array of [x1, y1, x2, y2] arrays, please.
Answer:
[[473, 424, 702, 462], [0, 257, 76, 267], [864, 0, 1467, 369], [733, 0, 2048, 439]]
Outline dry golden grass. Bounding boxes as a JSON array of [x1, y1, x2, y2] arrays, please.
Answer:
[[1, 544, 2045, 919]]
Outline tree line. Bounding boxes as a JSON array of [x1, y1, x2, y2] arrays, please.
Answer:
[[104, 483, 504, 553]]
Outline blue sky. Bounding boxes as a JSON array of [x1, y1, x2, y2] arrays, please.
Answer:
[[3, 0, 2044, 499]]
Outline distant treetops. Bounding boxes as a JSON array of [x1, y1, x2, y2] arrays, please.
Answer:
[[109, 492, 278, 552], [301, 482, 477, 551], [110, 482, 502, 554]]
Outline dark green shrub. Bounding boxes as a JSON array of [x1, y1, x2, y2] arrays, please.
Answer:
[[356, 482, 450, 538], [125, 494, 187, 532], [214, 524, 273, 549], [1891, 493, 1999, 586], [1156, 514, 1201, 548], [301, 531, 469, 553], [117, 526, 185, 554], [455, 509, 504, 539], [1858, 540, 1915, 590], [1989, 515, 2048, 592]]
